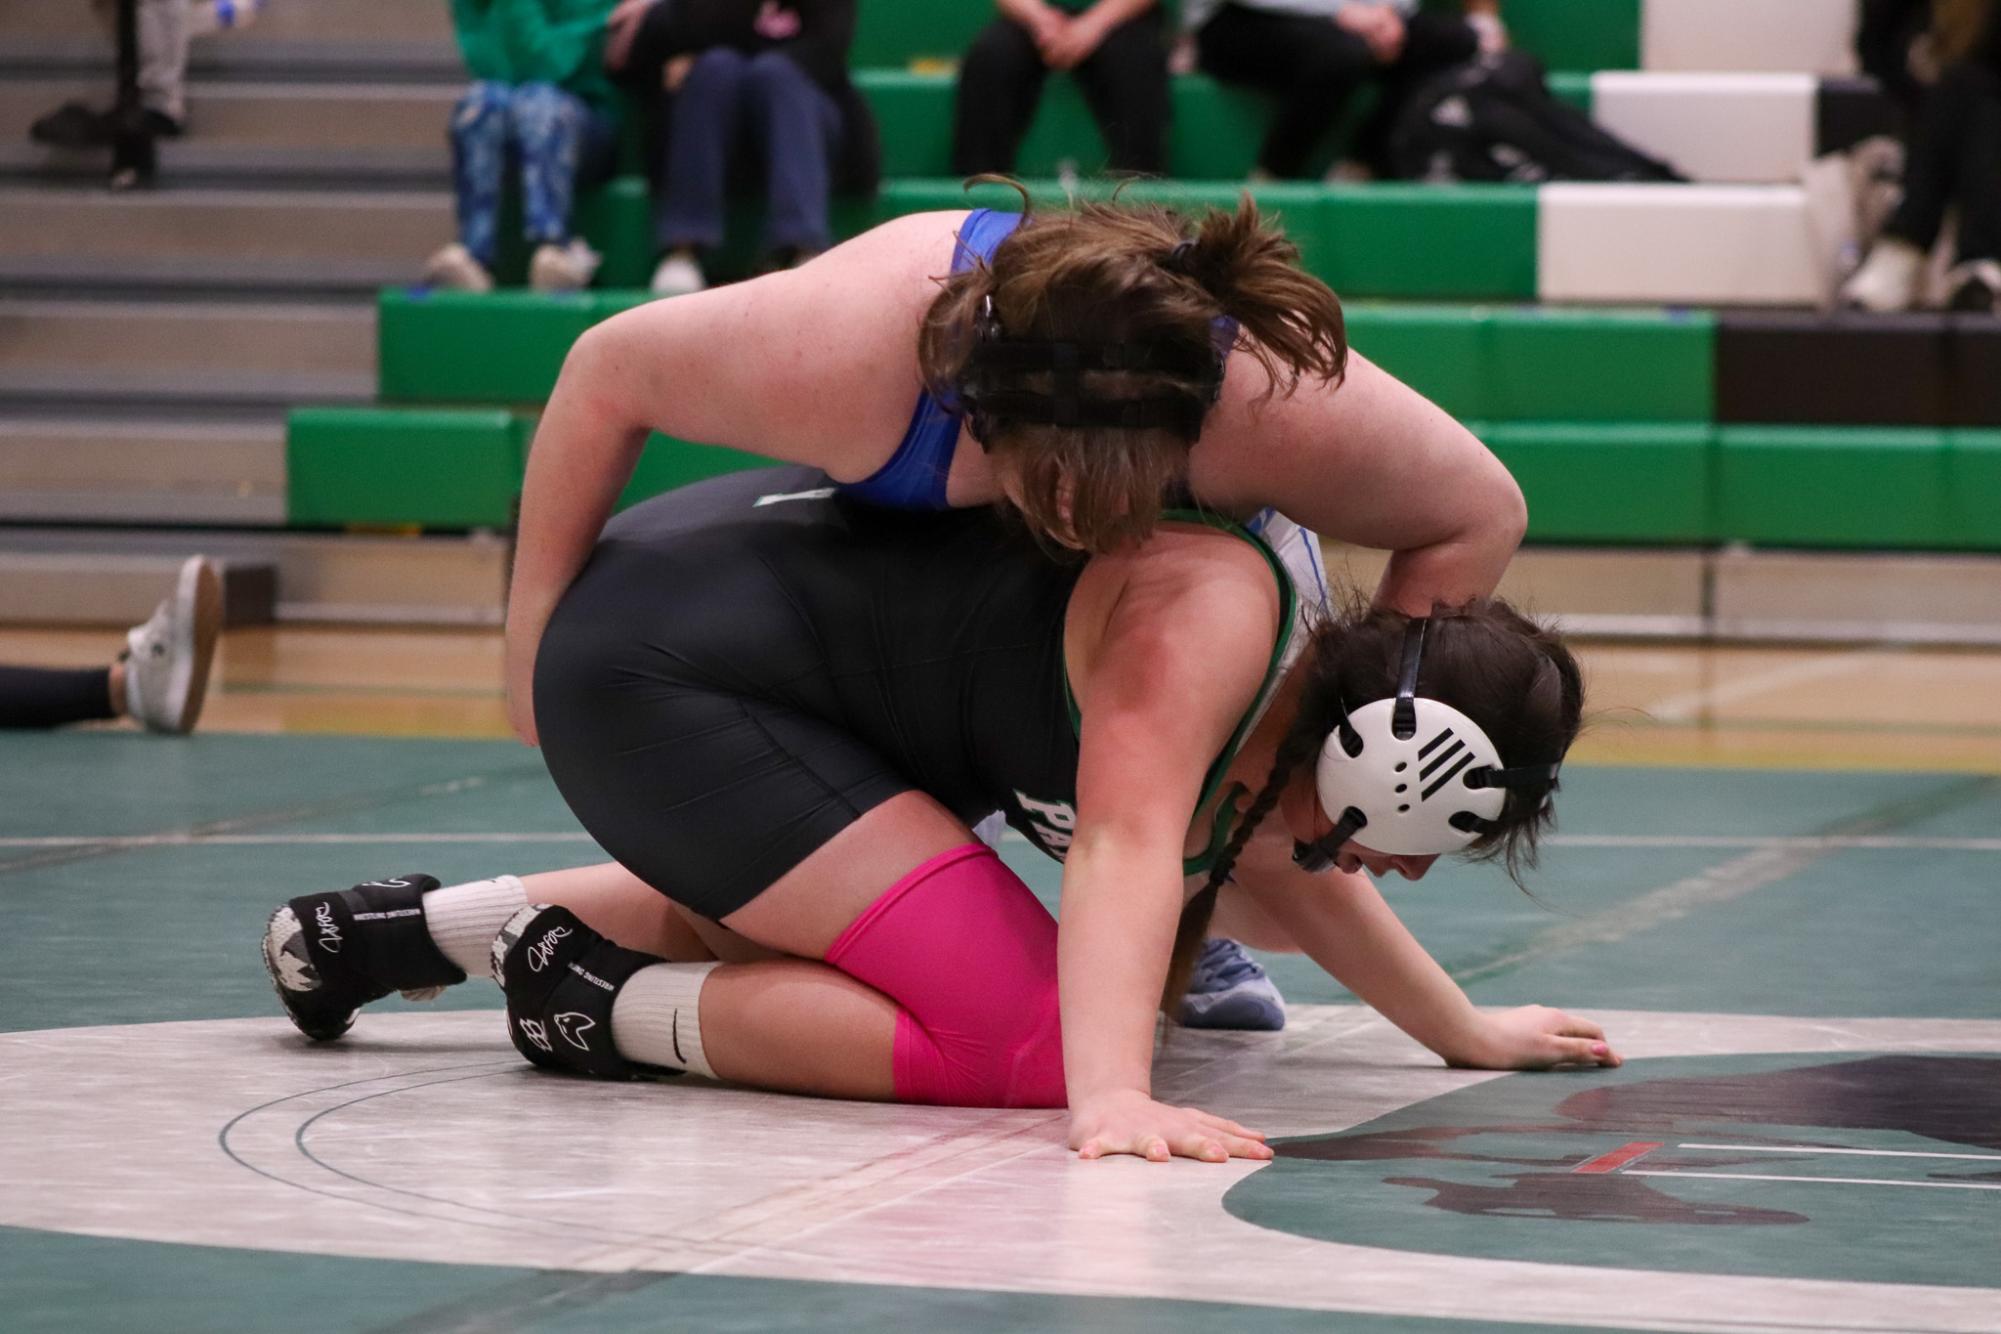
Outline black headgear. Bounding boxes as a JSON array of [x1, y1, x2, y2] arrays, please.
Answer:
[[957, 297, 1238, 445]]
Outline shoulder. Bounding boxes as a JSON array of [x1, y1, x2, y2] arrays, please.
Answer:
[[1087, 525, 1283, 693]]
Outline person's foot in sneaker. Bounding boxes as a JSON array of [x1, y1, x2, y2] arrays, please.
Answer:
[[1840, 236, 1925, 312], [139, 108, 185, 139], [650, 248, 706, 298], [1947, 258, 2001, 314], [262, 874, 466, 1041], [29, 101, 113, 149], [1178, 937, 1286, 1031], [423, 242, 495, 293], [119, 555, 221, 735], [529, 238, 601, 292]]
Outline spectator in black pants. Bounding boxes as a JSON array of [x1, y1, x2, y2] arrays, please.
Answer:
[[606, 0, 879, 296], [951, 0, 1170, 176], [1190, 0, 1502, 179], [1844, 0, 2001, 312]]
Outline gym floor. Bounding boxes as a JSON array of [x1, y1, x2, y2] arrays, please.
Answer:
[[2, 627, 1998, 1333]]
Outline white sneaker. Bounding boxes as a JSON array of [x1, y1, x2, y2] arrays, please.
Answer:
[[423, 242, 494, 293], [529, 239, 601, 293], [1839, 237, 1924, 312], [122, 556, 222, 735], [650, 252, 706, 298]]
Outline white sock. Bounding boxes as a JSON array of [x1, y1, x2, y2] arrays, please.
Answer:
[[424, 875, 528, 977], [611, 961, 720, 1079]]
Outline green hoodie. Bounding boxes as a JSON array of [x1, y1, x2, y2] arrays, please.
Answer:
[[450, 0, 622, 115]]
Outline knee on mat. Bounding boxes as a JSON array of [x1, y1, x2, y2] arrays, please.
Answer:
[[895, 993, 1066, 1110]]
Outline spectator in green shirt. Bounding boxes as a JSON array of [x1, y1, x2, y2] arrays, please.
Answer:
[[427, 0, 628, 292]]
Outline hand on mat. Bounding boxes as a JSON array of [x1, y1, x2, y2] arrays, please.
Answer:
[[1449, 1005, 1622, 1071], [1070, 1089, 1273, 1163]]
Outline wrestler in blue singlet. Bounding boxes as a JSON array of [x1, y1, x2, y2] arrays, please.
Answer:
[[836, 208, 1330, 608], [837, 209, 1023, 510]]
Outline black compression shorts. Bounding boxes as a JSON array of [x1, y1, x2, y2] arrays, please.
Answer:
[[534, 467, 1081, 918]]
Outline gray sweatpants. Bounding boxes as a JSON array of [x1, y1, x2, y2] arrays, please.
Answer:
[[95, 0, 192, 122]]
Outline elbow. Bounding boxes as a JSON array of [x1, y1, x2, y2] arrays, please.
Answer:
[[554, 320, 635, 432], [1492, 470, 1528, 553]]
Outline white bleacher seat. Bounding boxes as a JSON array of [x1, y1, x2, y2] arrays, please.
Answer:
[[1539, 183, 1828, 305], [1642, 0, 1859, 75], [1591, 72, 1817, 184]]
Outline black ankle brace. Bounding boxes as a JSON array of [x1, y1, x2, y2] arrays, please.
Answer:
[[497, 906, 667, 1080], [290, 874, 466, 999]]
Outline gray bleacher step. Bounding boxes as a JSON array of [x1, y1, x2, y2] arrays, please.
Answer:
[[0, 552, 276, 627], [0, 296, 376, 407], [0, 184, 450, 294], [0, 415, 285, 526], [2, 0, 458, 80], [0, 527, 509, 627], [0, 81, 456, 185]]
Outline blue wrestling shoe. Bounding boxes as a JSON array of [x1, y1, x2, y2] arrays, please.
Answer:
[[1178, 938, 1286, 1031]]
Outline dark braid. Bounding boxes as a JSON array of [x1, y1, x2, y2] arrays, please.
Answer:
[[1159, 714, 1331, 1018]]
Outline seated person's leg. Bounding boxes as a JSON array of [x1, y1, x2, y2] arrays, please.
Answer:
[[1945, 64, 2001, 311], [1197, 4, 1373, 178], [1074, 9, 1171, 175], [427, 82, 512, 290], [951, 17, 1053, 176], [739, 51, 841, 263], [0, 665, 117, 730], [505, 81, 603, 291], [652, 47, 754, 294], [1352, 11, 1480, 174]]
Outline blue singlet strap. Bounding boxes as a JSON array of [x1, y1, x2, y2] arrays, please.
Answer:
[[838, 210, 1025, 511]]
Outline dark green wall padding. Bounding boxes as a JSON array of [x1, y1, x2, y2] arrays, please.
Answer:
[[287, 408, 524, 529], [1480, 421, 1712, 544], [1716, 427, 1952, 549]]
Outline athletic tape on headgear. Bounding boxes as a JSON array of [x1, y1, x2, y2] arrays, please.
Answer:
[[958, 296, 1237, 445], [1292, 618, 1561, 870]]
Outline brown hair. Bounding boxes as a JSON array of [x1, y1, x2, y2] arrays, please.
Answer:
[[918, 180, 1348, 553], [1160, 598, 1585, 1013]]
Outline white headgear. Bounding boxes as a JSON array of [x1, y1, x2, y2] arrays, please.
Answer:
[[1292, 619, 1560, 871]]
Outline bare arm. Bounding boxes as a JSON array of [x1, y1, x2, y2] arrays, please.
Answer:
[[503, 213, 962, 743], [1229, 840, 1620, 1069], [1061, 535, 1278, 1160], [1189, 350, 1527, 617]]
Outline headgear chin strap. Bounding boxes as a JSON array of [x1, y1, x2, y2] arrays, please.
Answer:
[[958, 297, 1238, 445], [1291, 618, 1562, 871]]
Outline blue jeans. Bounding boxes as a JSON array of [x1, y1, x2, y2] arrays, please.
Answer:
[[655, 48, 842, 255], [450, 81, 619, 267]]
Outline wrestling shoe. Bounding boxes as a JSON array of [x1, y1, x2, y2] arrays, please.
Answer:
[[1178, 938, 1286, 1031], [262, 874, 466, 1041], [493, 905, 669, 1079], [121, 555, 221, 734]]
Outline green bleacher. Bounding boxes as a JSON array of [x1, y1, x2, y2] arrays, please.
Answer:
[[283, 0, 1998, 553]]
